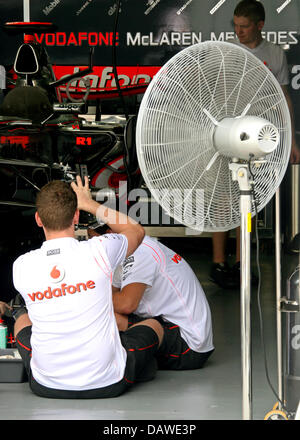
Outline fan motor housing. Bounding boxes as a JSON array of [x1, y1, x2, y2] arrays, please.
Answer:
[[213, 115, 279, 160]]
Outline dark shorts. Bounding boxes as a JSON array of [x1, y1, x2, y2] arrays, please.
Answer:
[[128, 314, 214, 370], [16, 324, 159, 399]]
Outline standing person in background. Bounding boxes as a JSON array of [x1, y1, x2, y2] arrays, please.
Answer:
[[210, 0, 300, 289]]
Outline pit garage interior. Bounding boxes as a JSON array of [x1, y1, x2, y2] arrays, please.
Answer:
[[1, 196, 299, 421], [0, 0, 300, 424], [0, 232, 286, 421]]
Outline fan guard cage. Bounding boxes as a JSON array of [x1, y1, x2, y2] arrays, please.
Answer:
[[136, 41, 291, 232]]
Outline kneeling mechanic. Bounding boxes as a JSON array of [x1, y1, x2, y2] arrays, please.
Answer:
[[112, 235, 214, 370], [11, 176, 164, 398]]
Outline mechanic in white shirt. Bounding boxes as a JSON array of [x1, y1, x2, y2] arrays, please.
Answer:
[[112, 235, 214, 370], [12, 176, 164, 398]]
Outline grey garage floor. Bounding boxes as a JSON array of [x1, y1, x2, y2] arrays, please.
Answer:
[[0, 237, 295, 421]]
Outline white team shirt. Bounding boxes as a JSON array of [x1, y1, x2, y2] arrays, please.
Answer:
[[13, 234, 128, 391], [232, 38, 289, 85], [113, 236, 214, 353]]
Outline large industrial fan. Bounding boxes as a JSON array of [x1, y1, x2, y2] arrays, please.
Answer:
[[136, 41, 292, 420]]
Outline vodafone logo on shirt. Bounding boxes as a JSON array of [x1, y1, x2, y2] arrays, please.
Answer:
[[26, 264, 95, 302], [50, 264, 65, 283], [263, 60, 272, 71], [27, 280, 96, 302], [171, 253, 182, 264]]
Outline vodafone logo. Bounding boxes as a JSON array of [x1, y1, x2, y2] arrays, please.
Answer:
[[171, 253, 182, 264], [50, 264, 65, 283], [263, 61, 272, 72], [27, 280, 96, 302]]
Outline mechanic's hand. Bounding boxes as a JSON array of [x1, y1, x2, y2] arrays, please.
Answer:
[[0, 301, 12, 316], [71, 175, 92, 211]]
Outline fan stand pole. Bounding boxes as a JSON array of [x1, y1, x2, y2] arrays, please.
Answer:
[[275, 187, 283, 408], [240, 191, 253, 420], [230, 162, 253, 420]]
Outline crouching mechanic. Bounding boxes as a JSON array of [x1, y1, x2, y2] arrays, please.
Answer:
[[112, 235, 214, 370], [12, 176, 164, 398]]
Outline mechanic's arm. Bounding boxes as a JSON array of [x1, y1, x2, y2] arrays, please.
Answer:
[[281, 85, 300, 164], [71, 175, 145, 257], [113, 283, 147, 316]]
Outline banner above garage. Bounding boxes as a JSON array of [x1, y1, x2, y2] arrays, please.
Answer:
[[0, 0, 300, 107]]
